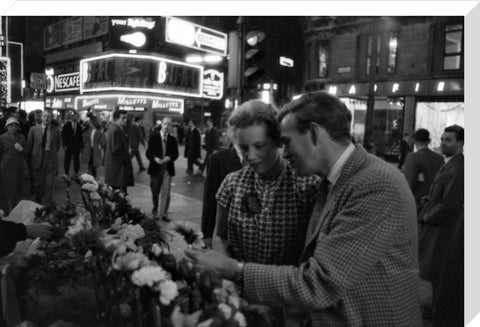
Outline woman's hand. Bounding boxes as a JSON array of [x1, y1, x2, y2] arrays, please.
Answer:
[[25, 223, 53, 240], [184, 248, 238, 280]]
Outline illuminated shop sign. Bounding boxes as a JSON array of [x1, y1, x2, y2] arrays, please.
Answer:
[[76, 94, 184, 114], [165, 17, 227, 56], [202, 69, 224, 100], [0, 57, 11, 105], [110, 17, 156, 51], [111, 17, 155, 29], [45, 95, 75, 109], [80, 53, 203, 97]]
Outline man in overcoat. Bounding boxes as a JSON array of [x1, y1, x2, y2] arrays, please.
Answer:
[[187, 92, 422, 326], [82, 117, 106, 178], [104, 110, 134, 192], [27, 110, 62, 204], [184, 119, 203, 174], [417, 125, 464, 312], [403, 128, 444, 211]]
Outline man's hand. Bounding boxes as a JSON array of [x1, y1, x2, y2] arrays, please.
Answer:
[[25, 223, 53, 240], [14, 142, 23, 152], [184, 248, 238, 280]]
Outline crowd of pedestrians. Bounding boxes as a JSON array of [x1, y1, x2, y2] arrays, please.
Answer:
[[0, 91, 465, 327]]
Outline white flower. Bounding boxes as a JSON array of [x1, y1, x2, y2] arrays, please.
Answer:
[[118, 224, 145, 242], [217, 303, 232, 319], [131, 265, 168, 287], [89, 192, 101, 200], [195, 318, 214, 327], [66, 214, 93, 236], [228, 295, 240, 309], [80, 173, 96, 183], [111, 218, 123, 231], [158, 280, 179, 305], [151, 243, 162, 257], [81, 183, 98, 192], [113, 252, 149, 271], [233, 312, 247, 327], [83, 250, 93, 262]]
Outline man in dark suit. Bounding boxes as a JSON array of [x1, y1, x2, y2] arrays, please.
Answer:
[[146, 121, 172, 219], [27, 110, 62, 204], [187, 92, 421, 326], [203, 117, 218, 169], [158, 117, 179, 222], [201, 145, 243, 247], [104, 109, 134, 192], [403, 128, 443, 211], [61, 110, 84, 176], [129, 116, 146, 172], [417, 125, 464, 314], [184, 119, 203, 174]]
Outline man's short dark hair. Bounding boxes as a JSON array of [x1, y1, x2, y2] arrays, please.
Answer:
[[279, 91, 352, 143], [444, 125, 464, 142], [113, 109, 127, 121], [413, 128, 430, 143], [134, 117, 142, 123]]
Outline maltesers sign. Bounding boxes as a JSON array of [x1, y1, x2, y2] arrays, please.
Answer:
[[80, 53, 203, 98]]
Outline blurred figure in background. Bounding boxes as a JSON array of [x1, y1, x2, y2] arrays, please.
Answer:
[[203, 117, 219, 168], [201, 129, 243, 248], [83, 117, 106, 178], [403, 128, 443, 212], [61, 111, 84, 176], [27, 110, 62, 205], [0, 118, 28, 214], [157, 117, 179, 222], [129, 116, 146, 172], [104, 109, 134, 193], [184, 119, 203, 174], [398, 132, 412, 170]]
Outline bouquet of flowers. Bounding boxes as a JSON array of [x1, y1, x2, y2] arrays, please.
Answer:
[[10, 174, 272, 327]]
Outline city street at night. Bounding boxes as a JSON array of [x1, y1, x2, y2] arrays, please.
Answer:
[[0, 12, 471, 327]]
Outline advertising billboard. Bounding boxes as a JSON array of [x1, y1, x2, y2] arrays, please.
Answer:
[[80, 53, 203, 97]]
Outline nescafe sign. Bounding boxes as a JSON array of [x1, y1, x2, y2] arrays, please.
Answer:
[[46, 72, 80, 93]]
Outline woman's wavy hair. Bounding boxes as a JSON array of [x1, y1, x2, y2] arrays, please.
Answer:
[[228, 100, 281, 145]]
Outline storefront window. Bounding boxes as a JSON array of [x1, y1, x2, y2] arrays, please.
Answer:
[[387, 32, 398, 73], [415, 101, 464, 150], [443, 24, 463, 70], [317, 42, 328, 78], [340, 97, 367, 145], [372, 97, 404, 160], [366, 35, 373, 75]]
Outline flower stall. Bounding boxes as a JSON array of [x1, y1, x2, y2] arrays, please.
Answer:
[[0, 175, 272, 327]]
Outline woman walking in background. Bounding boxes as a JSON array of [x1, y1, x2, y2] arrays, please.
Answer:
[[0, 118, 29, 214]]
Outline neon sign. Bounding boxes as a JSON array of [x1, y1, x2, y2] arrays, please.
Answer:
[[80, 53, 203, 98]]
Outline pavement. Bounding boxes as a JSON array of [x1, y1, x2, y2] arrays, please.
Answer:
[[22, 144, 207, 231]]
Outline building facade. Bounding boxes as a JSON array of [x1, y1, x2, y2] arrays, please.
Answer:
[[301, 16, 464, 158]]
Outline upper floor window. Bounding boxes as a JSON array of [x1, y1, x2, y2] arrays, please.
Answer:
[[366, 34, 373, 75], [443, 23, 463, 70], [317, 42, 328, 78], [387, 32, 398, 73]]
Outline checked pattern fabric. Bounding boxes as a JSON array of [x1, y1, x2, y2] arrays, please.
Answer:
[[216, 161, 321, 265]]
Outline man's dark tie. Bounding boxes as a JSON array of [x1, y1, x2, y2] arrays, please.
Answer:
[[306, 178, 330, 239], [41, 127, 48, 149]]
